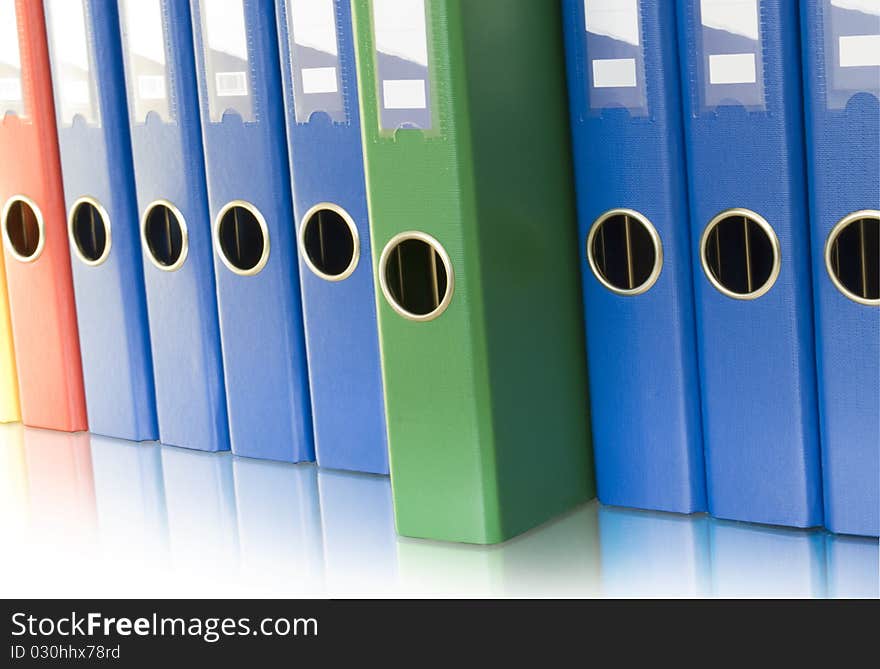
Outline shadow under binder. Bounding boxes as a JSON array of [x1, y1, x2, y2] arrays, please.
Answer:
[[190, 0, 313, 463], [45, 0, 157, 442], [276, 0, 388, 475], [121, 0, 230, 453]]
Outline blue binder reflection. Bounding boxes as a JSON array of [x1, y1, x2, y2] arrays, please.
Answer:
[[89, 435, 168, 560], [825, 535, 879, 599], [233, 458, 324, 594], [599, 507, 711, 597], [160, 446, 238, 571], [318, 470, 397, 595], [709, 520, 827, 598]]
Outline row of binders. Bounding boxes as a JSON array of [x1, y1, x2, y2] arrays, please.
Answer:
[[0, 0, 876, 545]]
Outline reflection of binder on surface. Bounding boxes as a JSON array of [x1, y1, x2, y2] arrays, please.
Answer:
[[709, 520, 827, 598], [318, 470, 397, 595], [190, 0, 313, 462], [800, 0, 879, 538], [276, 0, 387, 474], [233, 458, 324, 593], [89, 435, 168, 559], [160, 446, 238, 569], [44, 0, 157, 442], [824, 534, 879, 599], [351, 0, 594, 544], [23, 427, 96, 539], [0, 0, 86, 432], [120, 0, 230, 453], [599, 506, 711, 597], [677, 0, 822, 527], [562, 0, 705, 514], [397, 503, 600, 597]]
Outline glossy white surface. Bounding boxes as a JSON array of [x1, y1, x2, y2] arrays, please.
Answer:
[[0, 424, 876, 599]]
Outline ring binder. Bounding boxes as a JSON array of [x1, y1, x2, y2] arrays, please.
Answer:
[[563, 0, 705, 514], [801, 0, 879, 537], [0, 0, 87, 433], [353, 0, 594, 543], [44, 0, 158, 442], [192, 0, 313, 462], [678, 0, 822, 527], [277, 0, 388, 474], [121, 0, 230, 453]]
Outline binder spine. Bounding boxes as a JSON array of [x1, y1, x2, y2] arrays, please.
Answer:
[[677, 0, 822, 527], [352, 0, 592, 544], [190, 0, 313, 462], [121, 0, 230, 452], [45, 0, 157, 441], [801, 0, 879, 537], [563, 0, 705, 513], [0, 0, 87, 432], [276, 0, 388, 474]]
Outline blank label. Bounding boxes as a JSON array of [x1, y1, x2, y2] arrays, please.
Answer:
[[709, 52, 757, 84], [383, 79, 426, 109], [302, 67, 339, 94], [373, 0, 432, 129], [839, 35, 880, 67], [592, 58, 637, 88], [289, 0, 345, 122]]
